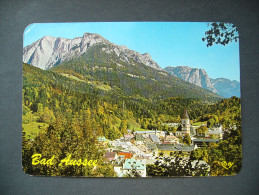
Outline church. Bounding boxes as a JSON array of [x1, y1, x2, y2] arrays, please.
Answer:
[[174, 108, 223, 146], [181, 108, 191, 135], [175, 108, 191, 137]]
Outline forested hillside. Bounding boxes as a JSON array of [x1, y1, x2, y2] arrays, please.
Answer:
[[51, 43, 221, 100], [22, 62, 241, 176]]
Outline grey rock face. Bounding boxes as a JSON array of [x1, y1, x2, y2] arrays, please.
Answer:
[[100, 43, 163, 71], [23, 33, 108, 70], [165, 66, 217, 93], [164, 66, 240, 98], [23, 33, 163, 71]]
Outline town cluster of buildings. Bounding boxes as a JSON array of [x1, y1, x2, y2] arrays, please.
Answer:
[[98, 109, 223, 177]]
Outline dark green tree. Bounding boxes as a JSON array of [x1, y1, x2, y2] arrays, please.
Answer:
[[183, 134, 192, 146], [202, 22, 239, 47], [147, 156, 210, 177]]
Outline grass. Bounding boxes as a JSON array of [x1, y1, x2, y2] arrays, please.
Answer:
[[60, 73, 87, 83], [192, 121, 207, 126], [22, 122, 49, 140], [128, 118, 140, 130], [60, 73, 111, 91], [94, 82, 112, 91], [128, 119, 148, 131]]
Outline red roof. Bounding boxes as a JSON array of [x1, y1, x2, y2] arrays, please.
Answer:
[[118, 152, 133, 159]]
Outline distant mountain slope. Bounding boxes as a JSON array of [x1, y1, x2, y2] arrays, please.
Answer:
[[23, 33, 162, 71], [50, 43, 221, 100], [210, 78, 240, 98], [164, 66, 240, 98], [23, 33, 222, 101], [164, 66, 217, 93]]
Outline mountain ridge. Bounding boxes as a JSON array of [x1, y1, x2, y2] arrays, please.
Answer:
[[49, 43, 221, 100], [23, 33, 162, 71], [164, 66, 240, 98], [23, 33, 222, 101]]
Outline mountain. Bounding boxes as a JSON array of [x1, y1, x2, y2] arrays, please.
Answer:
[[23, 33, 162, 71], [164, 66, 240, 98], [51, 43, 222, 100], [210, 78, 240, 98], [23, 33, 221, 101], [164, 66, 217, 93]]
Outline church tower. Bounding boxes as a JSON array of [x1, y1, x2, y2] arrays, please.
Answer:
[[181, 108, 191, 135]]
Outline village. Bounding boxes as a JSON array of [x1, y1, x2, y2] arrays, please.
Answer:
[[98, 109, 224, 177]]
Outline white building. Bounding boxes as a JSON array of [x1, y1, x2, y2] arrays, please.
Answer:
[[114, 158, 146, 177]]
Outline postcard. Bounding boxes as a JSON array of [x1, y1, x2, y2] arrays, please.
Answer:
[[22, 22, 241, 177]]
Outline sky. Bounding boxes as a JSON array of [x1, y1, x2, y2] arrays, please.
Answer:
[[24, 22, 240, 81]]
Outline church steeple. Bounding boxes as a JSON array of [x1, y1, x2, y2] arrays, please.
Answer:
[[181, 108, 189, 119], [181, 108, 190, 135]]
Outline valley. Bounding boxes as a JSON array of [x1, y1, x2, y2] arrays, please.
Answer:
[[22, 33, 241, 177]]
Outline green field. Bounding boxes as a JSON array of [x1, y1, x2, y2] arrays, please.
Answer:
[[128, 119, 149, 131], [192, 121, 207, 126], [60, 73, 111, 91], [22, 122, 49, 140]]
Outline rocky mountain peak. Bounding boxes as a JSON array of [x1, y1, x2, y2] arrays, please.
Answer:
[[23, 33, 163, 71], [142, 52, 151, 57], [165, 66, 217, 93], [164, 66, 240, 98], [23, 33, 110, 70]]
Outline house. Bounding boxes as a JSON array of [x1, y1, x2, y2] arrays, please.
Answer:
[[122, 159, 146, 177], [157, 144, 195, 157], [113, 157, 147, 177], [145, 159, 157, 165], [109, 139, 146, 156], [206, 130, 223, 139], [134, 130, 166, 138], [127, 144, 147, 156], [149, 134, 160, 144], [97, 136, 109, 142], [161, 141, 172, 144], [163, 123, 179, 127], [135, 134, 146, 144], [109, 140, 132, 150], [97, 136, 110, 147], [135, 144, 150, 153], [124, 134, 134, 141], [192, 138, 220, 147], [175, 130, 182, 136], [190, 126, 199, 135], [113, 155, 125, 177], [164, 135, 179, 144], [104, 152, 117, 161], [146, 143, 158, 156], [118, 152, 133, 159]]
